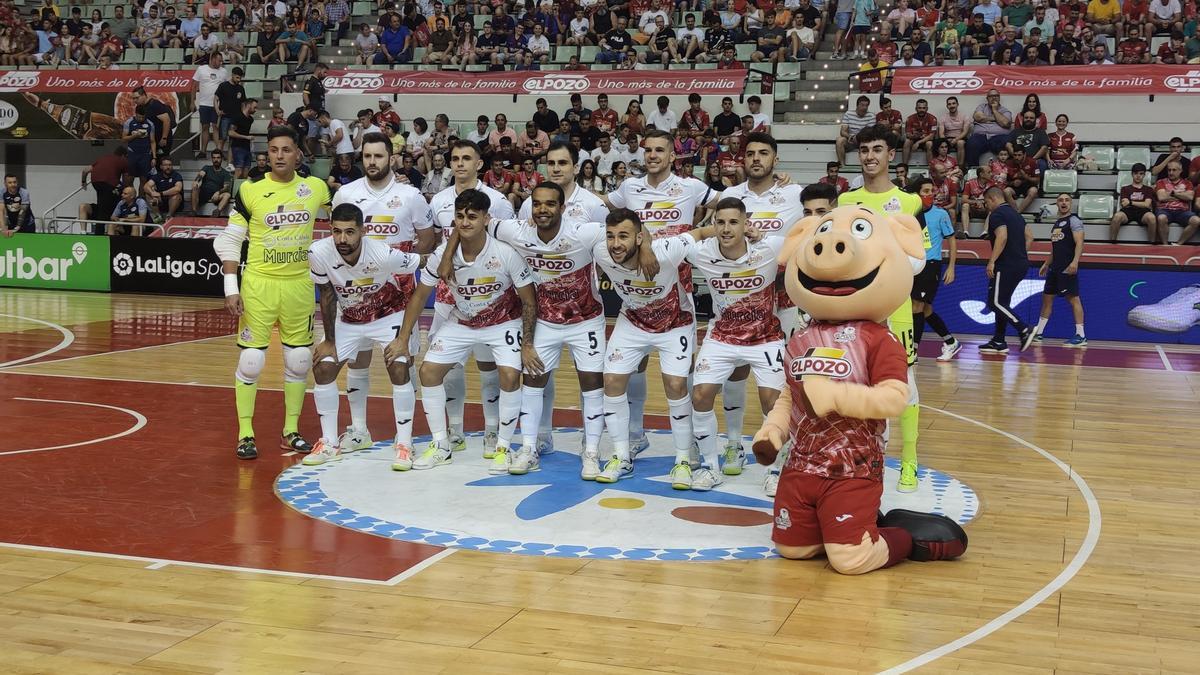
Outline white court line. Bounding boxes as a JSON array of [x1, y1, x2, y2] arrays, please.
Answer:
[[15, 332, 235, 368], [1156, 345, 1174, 371], [879, 406, 1102, 674], [0, 314, 75, 369], [382, 548, 457, 585], [0, 398, 148, 456]]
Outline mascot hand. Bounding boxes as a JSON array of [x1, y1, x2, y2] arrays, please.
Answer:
[[751, 423, 785, 466], [802, 375, 837, 417]]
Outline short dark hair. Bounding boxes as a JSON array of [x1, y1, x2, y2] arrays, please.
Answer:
[[266, 125, 300, 145], [1131, 162, 1147, 172], [855, 124, 898, 150], [747, 95, 762, 105], [743, 132, 777, 153], [360, 131, 393, 154], [533, 180, 565, 202], [330, 203, 364, 227], [800, 182, 839, 204], [449, 139, 482, 158], [907, 176, 933, 194], [688, 93, 701, 103], [826, 161, 841, 169], [232, 67, 244, 76], [605, 207, 642, 228], [454, 188, 491, 213], [545, 140, 579, 165], [713, 197, 747, 214], [856, 95, 870, 105]]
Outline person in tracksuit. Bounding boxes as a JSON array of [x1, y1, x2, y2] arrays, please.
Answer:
[[980, 186, 1037, 355]]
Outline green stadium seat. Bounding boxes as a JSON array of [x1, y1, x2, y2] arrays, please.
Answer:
[[1042, 169, 1078, 194], [243, 64, 265, 79], [1116, 146, 1151, 171], [266, 64, 287, 79], [141, 48, 163, 64], [693, 62, 717, 69], [1083, 146, 1115, 172], [310, 157, 332, 180], [1078, 194, 1114, 221], [579, 46, 598, 62], [736, 44, 755, 60], [1116, 171, 1133, 189], [162, 48, 185, 64], [244, 81, 264, 98]]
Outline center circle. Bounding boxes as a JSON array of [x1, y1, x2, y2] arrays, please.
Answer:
[[276, 428, 979, 561]]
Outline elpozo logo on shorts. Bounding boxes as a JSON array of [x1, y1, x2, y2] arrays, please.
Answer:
[[790, 347, 853, 379], [907, 70, 985, 94], [1163, 70, 1200, 93], [522, 74, 590, 95]]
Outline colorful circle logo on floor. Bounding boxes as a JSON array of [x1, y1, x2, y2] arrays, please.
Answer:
[[275, 428, 979, 562]]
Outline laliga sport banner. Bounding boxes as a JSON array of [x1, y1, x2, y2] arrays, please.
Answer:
[[0, 234, 110, 291], [892, 65, 1200, 96], [322, 69, 746, 95], [0, 69, 192, 140]]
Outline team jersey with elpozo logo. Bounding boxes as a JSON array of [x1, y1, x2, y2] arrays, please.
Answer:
[[489, 218, 605, 325], [308, 237, 421, 324], [593, 233, 695, 333], [428, 181, 516, 306], [784, 320, 907, 482], [721, 181, 806, 310], [607, 172, 711, 294], [518, 184, 608, 229], [230, 174, 331, 278], [420, 235, 533, 328], [332, 176, 432, 305], [686, 237, 784, 345]]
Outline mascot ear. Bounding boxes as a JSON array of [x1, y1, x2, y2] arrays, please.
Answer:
[[779, 215, 821, 264], [889, 213, 927, 261]]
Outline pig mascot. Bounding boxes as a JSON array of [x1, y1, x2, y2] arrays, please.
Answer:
[[753, 205, 968, 574]]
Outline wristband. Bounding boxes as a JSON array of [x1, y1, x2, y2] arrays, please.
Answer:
[[223, 273, 240, 297]]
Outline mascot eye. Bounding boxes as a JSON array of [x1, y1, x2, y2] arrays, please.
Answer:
[[850, 219, 873, 239], [816, 219, 833, 234]]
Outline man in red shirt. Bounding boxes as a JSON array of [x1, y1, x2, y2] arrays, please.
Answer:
[[372, 97, 402, 132], [1155, 159, 1200, 245], [717, 134, 745, 185], [680, 93, 711, 139], [78, 146, 131, 234], [902, 98, 938, 164], [959, 164, 992, 236], [930, 164, 959, 218], [873, 30, 898, 63], [590, 93, 619, 135], [818, 161, 850, 195], [1108, 162, 1157, 242], [1156, 31, 1188, 63], [875, 97, 903, 138], [1117, 25, 1152, 63], [1005, 147, 1041, 214]]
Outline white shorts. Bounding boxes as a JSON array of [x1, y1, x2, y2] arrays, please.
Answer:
[[432, 301, 493, 363], [604, 316, 696, 378], [424, 318, 524, 369], [693, 337, 786, 390], [334, 312, 418, 363], [535, 315, 606, 373]]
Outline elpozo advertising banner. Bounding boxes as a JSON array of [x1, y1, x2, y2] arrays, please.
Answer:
[[892, 65, 1200, 96], [109, 236, 224, 296], [322, 68, 746, 96], [0, 69, 192, 140], [0, 233, 110, 291]]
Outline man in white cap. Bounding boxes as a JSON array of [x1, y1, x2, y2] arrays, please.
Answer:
[[373, 97, 401, 133]]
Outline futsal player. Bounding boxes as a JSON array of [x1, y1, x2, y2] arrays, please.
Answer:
[[214, 126, 331, 460], [427, 140, 516, 459], [980, 186, 1037, 354], [1033, 194, 1087, 347], [516, 142, 609, 456], [683, 198, 785, 491], [386, 189, 539, 475], [908, 177, 962, 361], [304, 203, 425, 468], [329, 132, 435, 453], [839, 124, 925, 494]]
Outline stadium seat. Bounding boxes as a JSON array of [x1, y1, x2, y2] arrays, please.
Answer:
[[163, 48, 185, 64], [1116, 171, 1133, 189], [1116, 146, 1151, 170], [1078, 194, 1114, 221], [736, 44, 755, 60], [1042, 169, 1078, 193], [1083, 146, 1114, 171], [243, 64, 266, 79], [244, 81, 264, 98], [310, 157, 332, 180], [141, 48, 163, 64]]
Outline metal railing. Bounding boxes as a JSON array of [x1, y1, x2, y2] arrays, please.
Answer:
[[41, 184, 89, 233], [46, 218, 165, 237]]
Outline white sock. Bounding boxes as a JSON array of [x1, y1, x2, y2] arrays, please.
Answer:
[[627, 370, 647, 440], [421, 384, 448, 443], [693, 408, 719, 469], [1035, 316, 1049, 335], [666, 395, 693, 463], [1075, 323, 1085, 338], [721, 380, 747, 446], [444, 365, 466, 436], [346, 367, 370, 432], [480, 367, 500, 433], [392, 381, 415, 448], [497, 386, 522, 451], [603, 393, 631, 461], [313, 382, 340, 442], [520, 384, 545, 451], [770, 440, 789, 473], [538, 376, 555, 437], [581, 388, 603, 454]]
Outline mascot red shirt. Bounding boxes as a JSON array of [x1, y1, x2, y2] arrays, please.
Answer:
[[753, 205, 968, 575]]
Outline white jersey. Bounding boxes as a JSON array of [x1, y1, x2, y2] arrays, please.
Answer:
[[687, 237, 784, 346], [309, 237, 421, 324], [606, 172, 713, 239], [593, 234, 696, 334], [421, 235, 533, 328], [331, 176, 433, 250], [490, 218, 606, 326], [517, 183, 607, 229], [721, 180, 806, 311], [428, 180, 516, 305]]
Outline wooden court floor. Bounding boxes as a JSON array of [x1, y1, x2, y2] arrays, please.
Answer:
[[1, 289, 1199, 674]]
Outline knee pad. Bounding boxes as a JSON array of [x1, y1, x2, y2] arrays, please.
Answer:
[[283, 345, 312, 383], [236, 348, 266, 384]]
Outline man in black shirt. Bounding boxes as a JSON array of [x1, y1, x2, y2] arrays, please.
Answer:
[[133, 86, 175, 157], [561, 93, 591, 134], [531, 98, 560, 135], [302, 62, 328, 111], [256, 20, 282, 63], [980, 187, 1036, 354], [641, 16, 676, 65], [577, 116, 601, 152], [795, 0, 822, 31], [247, 152, 270, 180], [962, 13, 995, 59], [326, 153, 364, 192], [286, 106, 319, 158], [228, 98, 257, 178], [698, 19, 733, 63], [215, 67, 246, 154], [712, 96, 740, 141], [598, 16, 632, 63]]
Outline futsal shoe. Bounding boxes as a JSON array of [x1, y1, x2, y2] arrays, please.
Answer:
[[489, 447, 511, 475], [596, 456, 633, 483], [391, 442, 414, 471], [1018, 326, 1037, 352], [879, 509, 968, 561], [236, 437, 258, 460], [482, 430, 500, 459], [630, 433, 650, 457], [281, 432, 313, 454], [978, 341, 1009, 355], [509, 448, 540, 474], [688, 442, 702, 470], [897, 461, 918, 493], [670, 461, 693, 490], [763, 470, 779, 497], [448, 430, 467, 453], [580, 451, 601, 480], [691, 467, 725, 492], [722, 442, 746, 475], [341, 426, 373, 451], [302, 439, 346, 466], [413, 441, 453, 470], [1064, 334, 1088, 348], [1127, 284, 1200, 333], [1031, 333, 1044, 345], [536, 432, 555, 455], [936, 339, 962, 361]]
